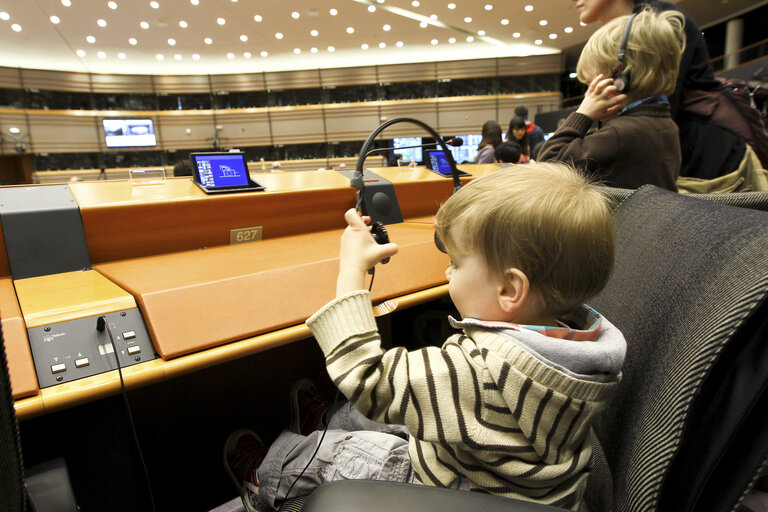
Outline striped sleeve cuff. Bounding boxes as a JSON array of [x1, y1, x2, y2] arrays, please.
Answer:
[[306, 290, 378, 355]]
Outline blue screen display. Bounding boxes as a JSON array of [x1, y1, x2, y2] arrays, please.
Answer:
[[193, 154, 250, 188], [428, 151, 453, 175]]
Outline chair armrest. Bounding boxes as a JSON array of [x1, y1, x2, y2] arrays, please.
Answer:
[[301, 480, 564, 512]]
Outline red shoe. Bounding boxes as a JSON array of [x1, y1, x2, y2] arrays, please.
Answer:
[[289, 379, 332, 436], [223, 429, 272, 512]]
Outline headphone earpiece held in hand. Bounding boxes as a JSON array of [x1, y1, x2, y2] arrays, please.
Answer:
[[611, 12, 637, 93]]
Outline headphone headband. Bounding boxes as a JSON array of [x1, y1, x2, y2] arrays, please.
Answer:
[[613, 12, 637, 93]]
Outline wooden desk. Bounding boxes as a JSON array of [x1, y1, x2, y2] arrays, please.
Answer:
[[9, 164, 503, 419]]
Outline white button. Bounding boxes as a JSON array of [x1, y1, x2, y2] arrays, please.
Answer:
[[75, 358, 90, 368], [51, 363, 66, 374], [127, 345, 141, 355], [123, 331, 136, 340]]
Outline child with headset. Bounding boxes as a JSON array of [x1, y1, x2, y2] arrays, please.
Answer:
[[538, 7, 685, 191], [224, 163, 626, 511]]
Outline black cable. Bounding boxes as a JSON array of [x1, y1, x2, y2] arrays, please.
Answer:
[[101, 316, 156, 512], [369, 267, 376, 292], [276, 388, 342, 510]]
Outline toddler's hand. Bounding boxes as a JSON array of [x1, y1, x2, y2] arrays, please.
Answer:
[[577, 74, 628, 122], [336, 209, 399, 295]]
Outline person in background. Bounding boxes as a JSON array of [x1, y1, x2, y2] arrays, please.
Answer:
[[514, 105, 546, 151], [538, 7, 684, 191], [494, 141, 522, 165], [506, 117, 531, 163], [570, 0, 741, 179], [474, 120, 502, 164], [388, 153, 404, 167]]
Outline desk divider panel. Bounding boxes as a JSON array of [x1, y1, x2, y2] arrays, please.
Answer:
[[0, 278, 36, 399], [96, 223, 449, 359]]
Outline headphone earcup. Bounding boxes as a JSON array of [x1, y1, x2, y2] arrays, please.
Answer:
[[613, 74, 628, 93]]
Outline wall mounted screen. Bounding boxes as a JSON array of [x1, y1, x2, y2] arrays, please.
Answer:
[[103, 119, 157, 148]]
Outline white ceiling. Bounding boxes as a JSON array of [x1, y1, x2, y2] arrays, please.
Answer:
[[0, 0, 763, 76]]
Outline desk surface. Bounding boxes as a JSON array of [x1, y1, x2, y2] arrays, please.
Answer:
[[9, 163, 505, 419]]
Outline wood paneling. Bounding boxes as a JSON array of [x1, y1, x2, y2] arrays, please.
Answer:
[[88, 73, 154, 94]]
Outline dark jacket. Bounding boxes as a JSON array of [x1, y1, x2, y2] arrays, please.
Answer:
[[537, 106, 680, 191]]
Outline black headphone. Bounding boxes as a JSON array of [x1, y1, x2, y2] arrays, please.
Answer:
[[612, 12, 637, 93], [353, 117, 462, 267]]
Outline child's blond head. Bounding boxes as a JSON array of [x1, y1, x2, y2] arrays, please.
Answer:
[[577, 7, 685, 100], [434, 163, 615, 316]]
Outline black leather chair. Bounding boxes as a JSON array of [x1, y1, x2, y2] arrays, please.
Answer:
[[301, 186, 768, 512]]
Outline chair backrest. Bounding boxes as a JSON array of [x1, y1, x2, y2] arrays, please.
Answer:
[[0, 318, 26, 512], [587, 186, 768, 512]]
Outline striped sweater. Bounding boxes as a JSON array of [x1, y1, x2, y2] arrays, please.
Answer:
[[306, 290, 624, 510]]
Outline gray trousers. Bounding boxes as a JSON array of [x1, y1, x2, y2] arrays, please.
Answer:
[[256, 402, 414, 507]]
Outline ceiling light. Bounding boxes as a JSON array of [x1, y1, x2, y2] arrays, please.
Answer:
[[580, 21, 587, 26], [97, 51, 106, 58], [260, 50, 268, 56], [10, 26, 22, 35], [447, 3, 456, 9], [179, 20, 188, 28], [539, 19, 548, 26], [190, 0, 198, 4], [379, 42, 386, 48], [501, 18, 509, 25], [478, 30, 485, 36], [525, 5, 534, 11], [192, 53, 200, 60], [168, 38, 176, 45], [292, 11, 300, 19], [9, 127, 20, 134], [244, 51, 251, 58], [0, 12, 9, 20], [534, 39, 542, 45], [466, 35, 474, 42], [62, 0, 71, 6], [361, 43, 368, 49], [50, 16, 61, 24], [484, 4, 493, 10], [569, 72, 578, 79], [129, 37, 137, 44], [310, 47, 318, 53], [311, 29, 318, 36], [217, 17, 225, 25], [140, 21, 149, 29], [275, 32, 283, 39], [86, 35, 96, 43], [430, 14, 437, 19], [448, 37, 456, 44], [254, 15, 262, 22], [156, 54, 164, 60], [76, 49, 86, 57], [240, 34, 248, 41], [383, 24, 390, 31], [464, 16, 472, 23], [367, 5, 376, 12], [564, 26, 573, 33], [549, 33, 557, 39], [513, 32, 520, 38], [396, 41, 403, 47], [150, 1, 159, 8], [329, 9, 338, 15], [327, 46, 334, 52], [293, 48, 301, 54], [227, 52, 234, 59], [108, 1, 118, 9], [118, 52, 126, 59], [412, 1, 419, 6], [419, 21, 427, 28], [204, 37, 212, 44], [430, 39, 438, 45], [346, 27, 354, 34], [97, 19, 107, 27]]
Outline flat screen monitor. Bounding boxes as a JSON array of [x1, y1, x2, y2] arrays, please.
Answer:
[[392, 137, 422, 164], [103, 118, 157, 148], [189, 152, 265, 194], [426, 151, 470, 178]]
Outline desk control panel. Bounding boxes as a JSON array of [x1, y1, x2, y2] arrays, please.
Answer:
[[27, 308, 157, 388]]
